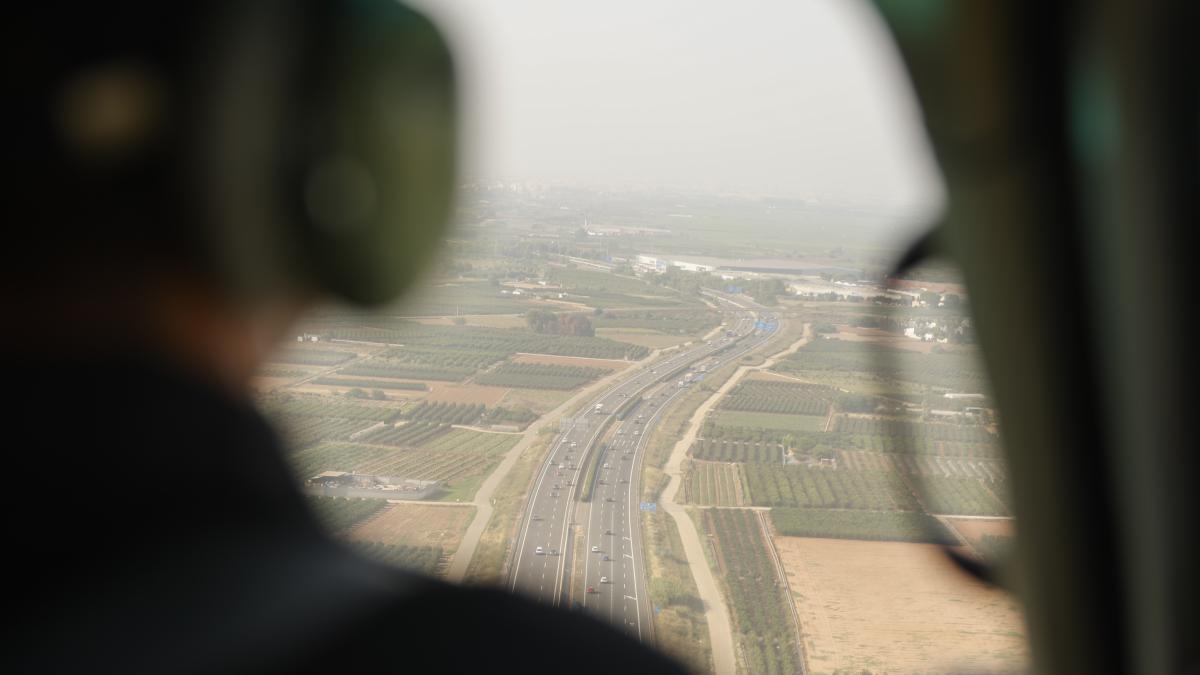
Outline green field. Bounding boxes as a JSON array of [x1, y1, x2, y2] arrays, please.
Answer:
[[475, 361, 608, 390], [351, 540, 443, 575], [770, 507, 953, 543], [306, 495, 389, 532], [712, 410, 826, 433], [742, 465, 918, 511], [684, 461, 743, 506], [703, 508, 801, 675]]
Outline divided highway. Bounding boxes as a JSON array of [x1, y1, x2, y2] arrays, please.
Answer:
[[509, 293, 777, 643]]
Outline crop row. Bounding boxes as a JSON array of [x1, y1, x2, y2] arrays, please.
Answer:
[[292, 442, 496, 485], [421, 428, 519, 456], [269, 348, 355, 367], [475, 362, 608, 390], [378, 346, 504, 370], [327, 322, 648, 360], [305, 495, 388, 532], [722, 380, 834, 416], [834, 416, 994, 443], [339, 361, 474, 382], [400, 401, 486, 425], [271, 414, 373, 450], [920, 475, 1011, 516], [351, 541, 442, 576], [839, 450, 1007, 481], [699, 421, 790, 445], [684, 461, 743, 506], [704, 508, 801, 675], [769, 507, 953, 543], [592, 309, 719, 334], [742, 465, 919, 510], [264, 398, 399, 422], [773, 338, 989, 391], [691, 438, 783, 463], [311, 377, 428, 391], [359, 421, 452, 448]]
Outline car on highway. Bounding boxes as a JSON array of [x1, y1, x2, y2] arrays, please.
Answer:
[[603, 554, 611, 561], [535, 546, 544, 555], [603, 462, 610, 468], [591, 546, 599, 553], [570, 442, 577, 448], [586, 586, 597, 594], [600, 576, 608, 584], [619, 478, 628, 483], [605, 497, 615, 502], [604, 529, 612, 535], [633, 431, 640, 436]]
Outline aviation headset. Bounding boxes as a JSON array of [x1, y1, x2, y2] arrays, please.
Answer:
[[13, 0, 456, 306]]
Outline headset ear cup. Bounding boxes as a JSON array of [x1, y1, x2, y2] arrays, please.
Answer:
[[199, 0, 456, 306], [291, 1, 457, 306]]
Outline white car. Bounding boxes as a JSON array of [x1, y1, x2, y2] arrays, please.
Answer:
[[591, 546, 600, 553], [600, 576, 609, 584], [603, 462, 610, 469], [535, 546, 544, 555]]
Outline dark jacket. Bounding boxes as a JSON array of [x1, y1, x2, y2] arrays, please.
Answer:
[[7, 356, 688, 674]]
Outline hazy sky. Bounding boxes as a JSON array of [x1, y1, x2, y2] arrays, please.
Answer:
[[410, 0, 944, 216]]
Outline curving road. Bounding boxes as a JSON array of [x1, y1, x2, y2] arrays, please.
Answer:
[[509, 291, 776, 644]]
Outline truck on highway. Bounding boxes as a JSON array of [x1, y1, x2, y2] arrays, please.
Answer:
[[594, 403, 604, 413]]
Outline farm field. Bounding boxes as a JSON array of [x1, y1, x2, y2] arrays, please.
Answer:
[[777, 536, 1028, 673], [711, 410, 826, 433], [510, 353, 629, 369], [742, 465, 919, 511], [770, 507, 952, 543], [474, 361, 608, 390], [414, 314, 527, 328], [702, 508, 801, 675], [596, 327, 692, 349], [423, 383, 511, 406], [348, 502, 475, 576], [288, 427, 519, 501], [720, 379, 835, 417], [682, 461, 744, 506], [495, 386, 573, 412]]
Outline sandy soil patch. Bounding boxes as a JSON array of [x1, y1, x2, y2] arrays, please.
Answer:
[[348, 502, 475, 553], [943, 517, 1016, 550], [423, 382, 510, 406], [597, 327, 691, 349], [251, 376, 303, 393], [496, 387, 572, 413], [777, 536, 1027, 674], [511, 353, 628, 369]]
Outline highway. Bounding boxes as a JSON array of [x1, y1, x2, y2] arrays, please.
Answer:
[[508, 291, 777, 642]]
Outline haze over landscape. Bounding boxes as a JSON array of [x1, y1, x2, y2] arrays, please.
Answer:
[[260, 3, 1026, 674]]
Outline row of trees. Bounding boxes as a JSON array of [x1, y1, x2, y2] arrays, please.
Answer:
[[524, 309, 595, 337]]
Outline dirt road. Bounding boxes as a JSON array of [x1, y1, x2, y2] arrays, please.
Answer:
[[659, 324, 811, 675]]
